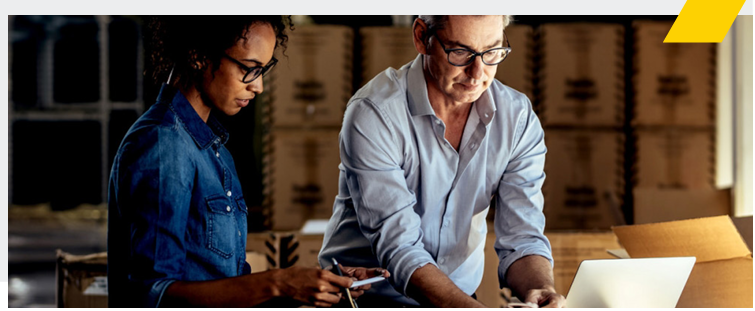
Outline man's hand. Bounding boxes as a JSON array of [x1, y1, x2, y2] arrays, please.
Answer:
[[523, 286, 566, 308], [338, 264, 390, 298], [506, 255, 566, 308], [276, 266, 352, 307]]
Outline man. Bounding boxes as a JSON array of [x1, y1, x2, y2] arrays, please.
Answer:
[[318, 15, 565, 307]]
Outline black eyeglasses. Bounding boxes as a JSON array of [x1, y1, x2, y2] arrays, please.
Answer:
[[433, 32, 511, 67], [222, 53, 278, 83]]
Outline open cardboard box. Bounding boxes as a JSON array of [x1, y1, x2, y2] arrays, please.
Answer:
[[611, 215, 753, 308]]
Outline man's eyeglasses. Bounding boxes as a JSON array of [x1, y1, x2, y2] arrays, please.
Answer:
[[433, 32, 511, 67], [222, 53, 278, 83]]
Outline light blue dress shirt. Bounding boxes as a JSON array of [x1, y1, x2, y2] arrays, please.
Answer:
[[318, 54, 552, 306]]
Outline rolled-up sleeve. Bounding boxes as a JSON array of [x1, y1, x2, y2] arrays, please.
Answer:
[[494, 105, 553, 288], [339, 99, 436, 295], [116, 126, 193, 307]]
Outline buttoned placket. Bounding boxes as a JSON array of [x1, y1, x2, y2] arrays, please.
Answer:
[[433, 110, 489, 269], [431, 115, 462, 268], [212, 136, 245, 273]]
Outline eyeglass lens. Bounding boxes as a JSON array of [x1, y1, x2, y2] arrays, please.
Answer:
[[447, 49, 509, 66], [242, 58, 277, 83], [436, 33, 510, 66]]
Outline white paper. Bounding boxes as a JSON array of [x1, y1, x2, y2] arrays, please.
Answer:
[[350, 276, 386, 288], [83, 276, 108, 296]]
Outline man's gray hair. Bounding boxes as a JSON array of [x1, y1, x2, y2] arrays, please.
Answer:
[[417, 15, 513, 40]]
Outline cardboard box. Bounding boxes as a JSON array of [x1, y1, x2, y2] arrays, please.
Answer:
[[266, 25, 353, 127], [633, 21, 716, 127], [495, 24, 534, 101], [612, 215, 753, 308], [543, 129, 625, 230], [539, 23, 625, 126], [55, 250, 108, 308], [246, 232, 325, 270], [633, 188, 730, 224], [266, 129, 340, 231], [245, 232, 278, 271], [635, 128, 714, 189], [359, 26, 416, 86], [732, 215, 753, 251], [475, 231, 621, 307]]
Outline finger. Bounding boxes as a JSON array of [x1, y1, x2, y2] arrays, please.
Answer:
[[313, 301, 333, 308], [524, 291, 542, 305], [539, 293, 565, 308], [322, 271, 354, 288], [369, 268, 390, 278], [350, 288, 365, 299], [541, 299, 560, 308], [314, 292, 342, 305], [315, 281, 340, 294], [352, 284, 371, 292], [339, 263, 356, 275], [547, 294, 566, 308]]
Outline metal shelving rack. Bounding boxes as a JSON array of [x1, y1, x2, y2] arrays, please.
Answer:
[[9, 15, 144, 208]]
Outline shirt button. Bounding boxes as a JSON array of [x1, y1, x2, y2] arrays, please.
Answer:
[[438, 258, 446, 265], [435, 119, 441, 125], [226, 206, 231, 212], [227, 191, 232, 197], [484, 113, 489, 118], [444, 220, 450, 227], [238, 230, 241, 237], [216, 152, 220, 158], [470, 143, 476, 149]]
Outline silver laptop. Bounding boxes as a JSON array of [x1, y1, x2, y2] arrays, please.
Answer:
[[566, 257, 696, 308]]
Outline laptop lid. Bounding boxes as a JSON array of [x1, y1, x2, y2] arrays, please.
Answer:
[[565, 257, 696, 308]]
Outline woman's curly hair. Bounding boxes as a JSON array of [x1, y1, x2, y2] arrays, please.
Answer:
[[146, 16, 293, 90]]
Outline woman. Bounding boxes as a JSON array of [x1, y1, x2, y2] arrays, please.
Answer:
[[107, 16, 386, 307]]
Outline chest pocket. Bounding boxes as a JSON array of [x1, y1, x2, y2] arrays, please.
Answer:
[[205, 194, 238, 258]]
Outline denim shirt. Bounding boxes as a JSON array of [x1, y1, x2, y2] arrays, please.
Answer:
[[318, 54, 552, 306], [107, 84, 250, 307]]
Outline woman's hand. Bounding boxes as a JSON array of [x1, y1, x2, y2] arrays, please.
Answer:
[[338, 264, 391, 298], [276, 266, 353, 307]]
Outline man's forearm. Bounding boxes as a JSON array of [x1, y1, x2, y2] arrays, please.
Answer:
[[406, 263, 486, 307], [162, 269, 282, 307], [505, 255, 556, 299]]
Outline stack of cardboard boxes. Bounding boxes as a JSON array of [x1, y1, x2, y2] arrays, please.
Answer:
[[359, 26, 417, 87], [631, 21, 726, 224], [495, 25, 534, 101], [264, 25, 353, 231], [538, 23, 627, 230]]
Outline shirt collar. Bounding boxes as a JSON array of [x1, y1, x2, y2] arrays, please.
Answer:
[[406, 54, 497, 126], [157, 84, 230, 149], [407, 54, 435, 116], [475, 84, 496, 126]]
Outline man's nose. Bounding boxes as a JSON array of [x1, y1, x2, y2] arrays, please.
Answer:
[[466, 56, 485, 81]]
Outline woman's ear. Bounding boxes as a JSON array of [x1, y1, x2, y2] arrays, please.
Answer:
[[412, 18, 429, 55]]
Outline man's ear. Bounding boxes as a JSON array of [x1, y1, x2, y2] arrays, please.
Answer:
[[412, 18, 429, 55]]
